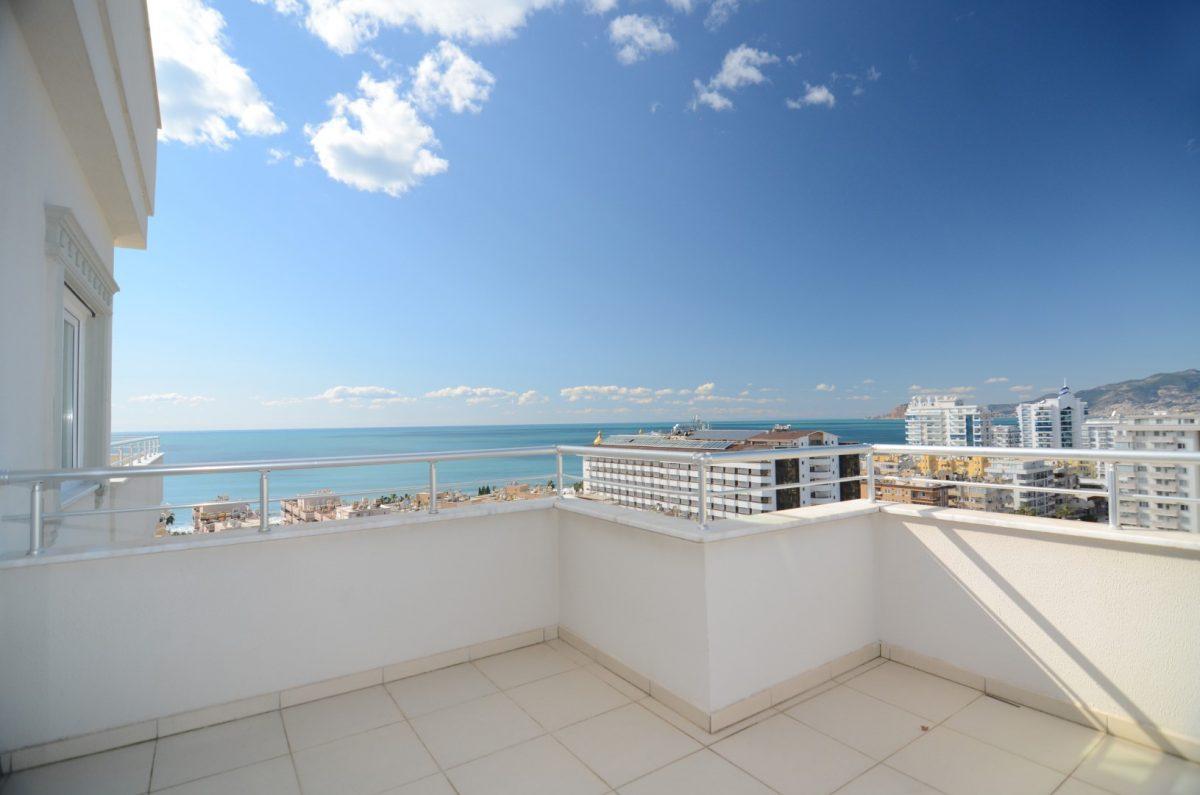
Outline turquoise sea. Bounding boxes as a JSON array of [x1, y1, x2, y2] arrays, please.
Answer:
[[114, 420, 907, 509]]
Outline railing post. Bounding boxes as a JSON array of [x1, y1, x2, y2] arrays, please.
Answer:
[[429, 461, 438, 514], [28, 480, 45, 556], [259, 470, 270, 533], [696, 456, 709, 529], [1106, 464, 1119, 528], [866, 449, 876, 502], [556, 452, 564, 498]]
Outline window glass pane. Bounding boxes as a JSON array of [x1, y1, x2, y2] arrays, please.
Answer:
[[61, 315, 78, 467]]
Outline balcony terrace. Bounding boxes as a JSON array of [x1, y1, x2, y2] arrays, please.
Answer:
[[1, 444, 1199, 794]]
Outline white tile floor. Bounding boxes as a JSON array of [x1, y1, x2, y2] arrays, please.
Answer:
[[3, 646, 1200, 794]]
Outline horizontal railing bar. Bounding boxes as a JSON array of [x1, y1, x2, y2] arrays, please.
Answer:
[[873, 444, 1200, 466], [557, 445, 703, 463], [701, 444, 873, 463], [878, 476, 1100, 498], [0, 446, 560, 485], [109, 436, 159, 447], [1114, 492, 1200, 506], [709, 474, 866, 497]]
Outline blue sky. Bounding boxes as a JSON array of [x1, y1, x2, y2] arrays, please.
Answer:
[[112, 0, 1200, 430]]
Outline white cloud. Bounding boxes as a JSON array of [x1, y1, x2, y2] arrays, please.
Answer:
[[909, 384, 975, 395], [694, 382, 715, 395], [313, 385, 408, 403], [251, 0, 303, 13], [288, 0, 560, 55], [786, 83, 835, 109], [129, 392, 215, 405], [815, 383, 836, 392], [150, 0, 286, 148], [517, 390, 548, 405], [267, 147, 288, 164], [846, 395, 873, 401], [584, 0, 618, 14], [867, 65, 882, 81], [609, 15, 677, 65], [691, 45, 778, 111], [664, 0, 695, 11], [561, 385, 653, 402], [704, 0, 738, 31], [984, 376, 1009, 384], [861, 378, 875, 385], [409, 41, 495, 114], [1010, 384, 1034, 393], [426, 385, 518, 399], [306, 73, 448, 197]]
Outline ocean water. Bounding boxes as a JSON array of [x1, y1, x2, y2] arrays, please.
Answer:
[[114, 420, 907, 508]]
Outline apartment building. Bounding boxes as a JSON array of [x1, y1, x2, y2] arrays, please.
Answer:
[[1114, 414, 1200, 533], [1016, 383, 1087, 449], [582, 425, 843, 520], [1084, 415, 1122, 477], [905, 395, 989, 446], [987, 458, 1056, 516], [876, 481, 952, 507], [989, 424, 1021, 447]]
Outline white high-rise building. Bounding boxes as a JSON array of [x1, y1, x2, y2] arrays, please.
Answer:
[[905, 395, 989, 447], [1016, 383, 1087, 449], [989, 425, 1021, 447], [1084, 414, 1122, 477], [986, 459, 1055, 516], [1113, 414, 1200, 533]]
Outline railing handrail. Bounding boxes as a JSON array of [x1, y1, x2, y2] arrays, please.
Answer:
[[872, 443, 1200, 465], [2, 445, 559, 485], [7, 440, 1200, 557], [109, 436, 160, 447]]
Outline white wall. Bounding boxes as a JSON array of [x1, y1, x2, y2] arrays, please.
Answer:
[[0, 506, 558, 752], [558, 507, 712, 710], [875, 509, 1200, 740], [704, 512, 877, 709]]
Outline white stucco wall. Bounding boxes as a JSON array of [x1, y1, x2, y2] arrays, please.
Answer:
[[875, 508, 1200, 740], [557, 506, 712, 710], [0, 506, 559, 752], [704, 511, 878, 709]]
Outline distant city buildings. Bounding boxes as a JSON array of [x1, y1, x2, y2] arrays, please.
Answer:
[[1016, 383, 1087, 448], [905, 395, 989, 447], [1113, 413, 1199, 533], [583, 423, 849, 520], [989, 425, 1021, 447], [1084, 415, 1121, 476]]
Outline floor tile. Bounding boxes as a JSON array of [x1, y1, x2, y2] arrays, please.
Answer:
[[618, 749, 774, 795], [786, 685, 929, 760], [2, 741, 154, 795], [843, 662, 980, 722], [834, 764, 941, 794], [151, 712, 289, 791], [887, 726, 1064, 795], [386, 663, 498, 718], [835, 658, 889, 684], [1073, 735, 1200, 795], [555, 702, 702, 788], [410, 692, 543, 768], [292, 721, 437, 795], [154, 756, 299, 794], [1053, 778, 1112, 795], [639, 695, 774, 745], [382, 773, 457, 794], [282, 685, 403, 751], [712, 713, 873, 795], [447, 735, 609, 795], [507, 668, 630, 730], [945, 696, 1103, 773], [473, 643, 577, 689]]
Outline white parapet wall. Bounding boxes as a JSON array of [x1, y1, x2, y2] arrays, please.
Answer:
[[0, 501, 559, 753], [875, 504, 1200, 752]]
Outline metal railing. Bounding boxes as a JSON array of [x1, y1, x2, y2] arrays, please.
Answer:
[[109, 436, 160, 467], [3, 442, 1199, 557]]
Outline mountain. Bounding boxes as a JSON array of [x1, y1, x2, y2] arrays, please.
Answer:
[[872, 403, 909, 419], [986, 369, 1200, 416]]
